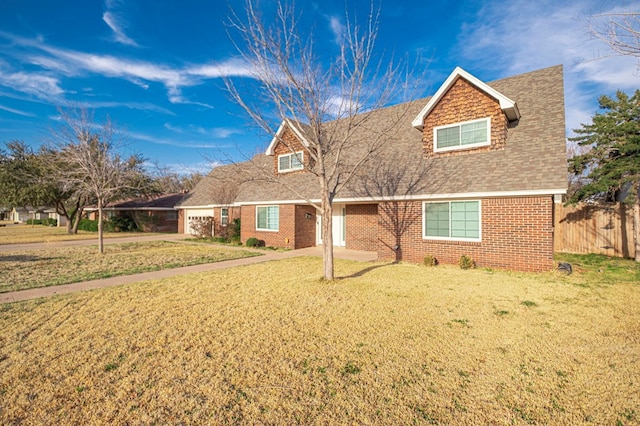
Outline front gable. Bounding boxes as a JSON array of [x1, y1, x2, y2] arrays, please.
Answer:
[[413, 68, 520, 158], [266, 119, 312, 175]]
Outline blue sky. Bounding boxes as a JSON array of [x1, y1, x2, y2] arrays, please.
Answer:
[[0, 0, 637, 174]]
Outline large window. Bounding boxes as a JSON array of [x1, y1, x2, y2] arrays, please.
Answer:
[[256, 206, 279, 231], [423, 201, 480, 241], [434, 118, 490, 152], [221, 208, 229, 226], [278, 152, 304, 173]]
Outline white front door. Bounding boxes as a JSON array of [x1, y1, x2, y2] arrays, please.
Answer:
[[316, 204, 346, 246]]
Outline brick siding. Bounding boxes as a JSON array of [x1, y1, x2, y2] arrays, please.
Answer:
[[294, 205, 317, 249], [422, 77, 508, 158], [241, 204, 296, 249], [345, 204, 378, 251], [177, 209, 185, 233], [377, 197, 554, 272]]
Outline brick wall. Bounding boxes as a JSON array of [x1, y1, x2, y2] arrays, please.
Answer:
[[177, 209, 185, 233], [422, 77, 508, 158], [212, 206, 240, 239], [241, 204, 296, 249], [377, 197, 555, 272], [346, 204, 378, 251], [294, 205, 316, 248]]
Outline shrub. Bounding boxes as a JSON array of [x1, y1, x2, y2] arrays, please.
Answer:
[[42, 218, 57, 227], [26, 219, 43, 225], [458, 254, 476, 270], [106, 215, 138, 232], [423, 255, 438, 267], [189, 217, 214, 239], [245, 237, 263, 247], [78, 219, 98, 232]]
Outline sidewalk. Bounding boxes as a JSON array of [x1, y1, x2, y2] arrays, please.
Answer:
[[0, 243, 377, 304]]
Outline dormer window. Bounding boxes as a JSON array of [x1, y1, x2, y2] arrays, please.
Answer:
[[278, 151, 304, 173], [434, 118, 490, 152]]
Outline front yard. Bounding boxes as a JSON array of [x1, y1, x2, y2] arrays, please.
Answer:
[[0, 241, 261, 292], [0, 255, 638, 424], [0, 223, 161, 245]]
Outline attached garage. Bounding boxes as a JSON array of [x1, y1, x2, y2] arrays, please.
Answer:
[[183, 207, 214, 235]]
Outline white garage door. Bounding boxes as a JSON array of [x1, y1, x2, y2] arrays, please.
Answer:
[[184, 208, 214, 235]]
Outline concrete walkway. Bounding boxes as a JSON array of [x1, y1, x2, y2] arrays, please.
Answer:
[[0, 238, 377, 304]]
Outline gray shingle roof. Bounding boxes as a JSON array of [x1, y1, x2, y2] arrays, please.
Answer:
[[185, 65, 567, 206]]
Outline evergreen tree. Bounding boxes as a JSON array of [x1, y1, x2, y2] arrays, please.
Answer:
[[568, 90, 640, 261]]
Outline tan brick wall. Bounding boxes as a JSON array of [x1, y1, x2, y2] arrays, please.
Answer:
[[377, 197, 555, 272], [422, 77, 508, 158], [272, 128, 311, 175], [346, 204, 378, 251]]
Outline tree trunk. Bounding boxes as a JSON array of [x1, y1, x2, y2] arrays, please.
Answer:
[[71, 214, 81, 234], [320, 183, 334, 280], [98, 200, 105, 255]]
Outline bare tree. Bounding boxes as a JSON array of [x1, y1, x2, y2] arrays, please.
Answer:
[[150, 162, 204, 194], [588, 11, 640, 63], [225, 1, 421, 279], [51, 108, 149, 254]]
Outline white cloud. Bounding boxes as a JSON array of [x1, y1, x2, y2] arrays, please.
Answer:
[[328, 16, 346, 44], [0, 31, 256, 105], [457, 0, 639, 135], [0, 68, 64, 99], [0, 104, 36, 117], [164, 122, 241, 138], [102, 0, 138, 46], [127, 129, 227, 149]]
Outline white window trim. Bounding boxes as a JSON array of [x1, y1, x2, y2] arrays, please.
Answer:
[[433, 117, 491, 153], [422, 200, 482, 242], [277, 151, 304, 173], [256, 205, 279, 232]]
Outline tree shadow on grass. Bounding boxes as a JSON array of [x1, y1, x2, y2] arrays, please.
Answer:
[[337, 263, 392, 279]]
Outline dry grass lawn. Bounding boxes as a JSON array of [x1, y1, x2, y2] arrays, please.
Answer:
[[0, 241, 261, 292], [0, 224, 159, 245], [0, 257, 638, 425]]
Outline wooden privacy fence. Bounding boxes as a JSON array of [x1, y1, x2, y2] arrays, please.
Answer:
[[554, 202, 635, 258]]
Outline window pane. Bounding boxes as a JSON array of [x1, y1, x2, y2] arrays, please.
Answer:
[[425, 202, 450, 237], [221, 208, 229, 225], [450, 201, 479, 239], [267, 206, 279, 230], [279, 155, 290, 171], [291, 153, 302, 169], [437, 126, 460, 148], [461, 120, 487, 146], [257, 207, 267, 229]]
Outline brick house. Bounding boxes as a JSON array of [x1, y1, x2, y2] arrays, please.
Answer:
[[177, 65, 567, 271], [176, 165, 241, 238], [88, 193, 184, 232]]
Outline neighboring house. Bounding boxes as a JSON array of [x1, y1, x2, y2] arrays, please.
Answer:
[[87, 194, 185, 232], [43, 208, 68, 227], [178, 65, 567, 271], [9, 206, 48, 223], [176, 166, 240, 237]]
